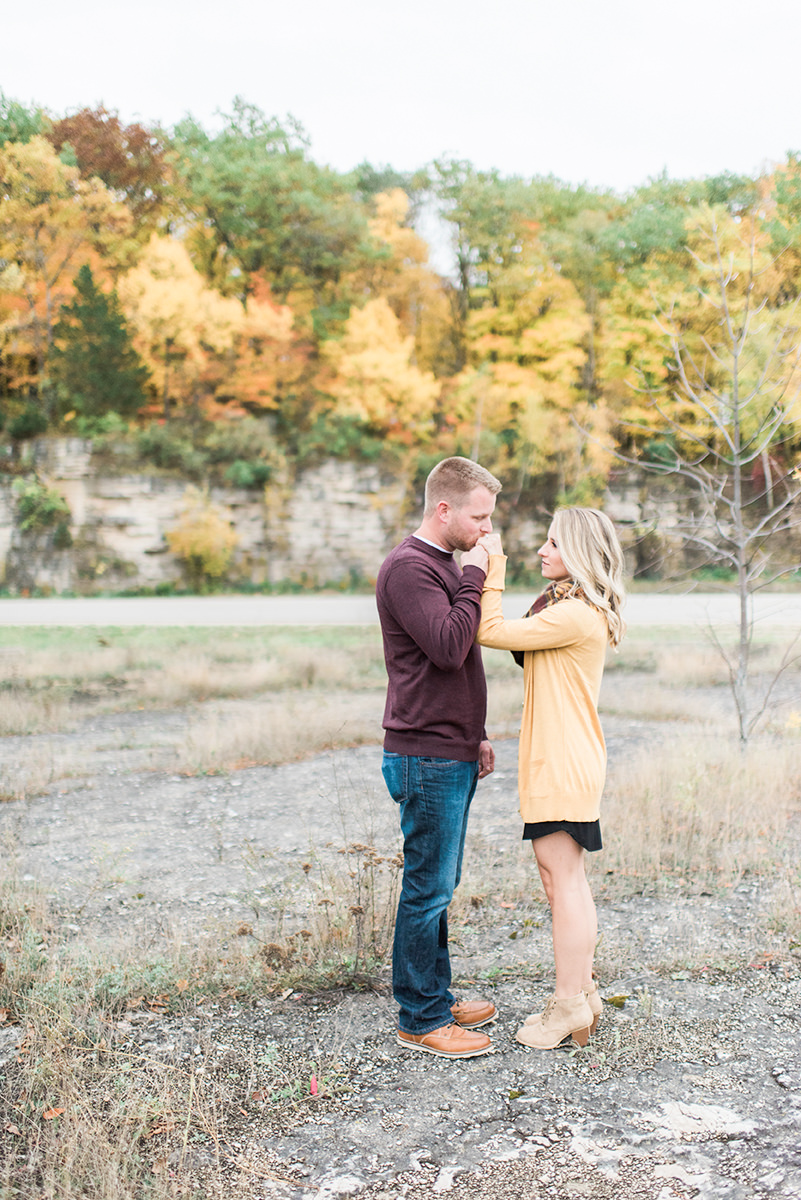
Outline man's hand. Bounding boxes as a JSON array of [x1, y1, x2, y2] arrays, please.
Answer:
[[478, 740, 495, 779], [478, 533, 504, 557]]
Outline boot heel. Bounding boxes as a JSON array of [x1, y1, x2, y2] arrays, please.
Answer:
[[572, 1025, 590, 1047], [584, 981, 602, 1036]]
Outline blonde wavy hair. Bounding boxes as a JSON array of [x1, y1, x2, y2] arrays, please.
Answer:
[[550, 507, 627, 647]]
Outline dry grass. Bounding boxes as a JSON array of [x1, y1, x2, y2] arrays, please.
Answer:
[[0, 862, 341, 1200], [598, 735, 801, 890], [2, 616, 801, 1196], [0, 692, 72, 738], [0, 626, 388, 794], [767, 875, 801, 949], [0, 627, 387, 738], [0, 742, 81, 803], [177, 690, 386, 774]]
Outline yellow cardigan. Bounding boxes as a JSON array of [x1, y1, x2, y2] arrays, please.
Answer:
[[477, 556, 609, 823]]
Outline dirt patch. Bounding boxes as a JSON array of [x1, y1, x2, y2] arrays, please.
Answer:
[[1, 720, 800, 1199]]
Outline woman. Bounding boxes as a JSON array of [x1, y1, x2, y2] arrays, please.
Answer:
[[462, 507, 626, 1050]]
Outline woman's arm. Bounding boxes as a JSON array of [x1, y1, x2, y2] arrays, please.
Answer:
[[477, 557, 595, 651]]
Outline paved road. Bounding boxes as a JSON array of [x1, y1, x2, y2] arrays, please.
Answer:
[[0, 591, 799, 627]]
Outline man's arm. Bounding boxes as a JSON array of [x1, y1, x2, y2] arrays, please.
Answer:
[[382, 557, 487, 671]]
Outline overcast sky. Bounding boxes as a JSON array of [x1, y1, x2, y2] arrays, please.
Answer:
[[3, 0, 800, 193]]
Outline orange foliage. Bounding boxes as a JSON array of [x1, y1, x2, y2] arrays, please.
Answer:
[[0, 137, 133, 392]]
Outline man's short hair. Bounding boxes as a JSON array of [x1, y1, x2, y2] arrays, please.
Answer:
[[424, 457, 502, 516]]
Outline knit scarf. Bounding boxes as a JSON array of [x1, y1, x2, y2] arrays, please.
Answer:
[[511, 579, 598, 668]]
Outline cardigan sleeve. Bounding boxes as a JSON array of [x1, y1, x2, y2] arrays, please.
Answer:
[[477, 555, 601, 651]]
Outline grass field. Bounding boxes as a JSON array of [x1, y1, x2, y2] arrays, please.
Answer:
[[1, 622, 800, 1199]]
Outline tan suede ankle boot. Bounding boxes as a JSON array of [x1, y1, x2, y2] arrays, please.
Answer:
[[515, 992, 593, 1049], [523, 979, 602, 1034]]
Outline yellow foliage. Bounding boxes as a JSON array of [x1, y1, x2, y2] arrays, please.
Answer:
[[369, 190, 429, 271], [596, 274, 673, 430], [598, 205, 801, 452], [166, 487, 239, 588], [324, 297, 440, 435], [355, 190, 455, 375], [118, 235, 297, 413], [118, 235, 243, 376], [457, 240, 598, 483]]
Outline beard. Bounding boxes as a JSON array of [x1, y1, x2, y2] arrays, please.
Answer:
[[447, 531, 481, 553]]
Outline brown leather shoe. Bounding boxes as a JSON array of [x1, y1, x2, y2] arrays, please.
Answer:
[[450, 998, 497, 1029], [397, 1022, 492, 1059]]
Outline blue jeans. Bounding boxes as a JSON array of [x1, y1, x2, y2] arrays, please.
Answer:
[[382, 752, 479, 1034]]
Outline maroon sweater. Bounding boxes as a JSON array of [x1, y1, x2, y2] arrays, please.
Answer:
[[376, 535, 487, 762]]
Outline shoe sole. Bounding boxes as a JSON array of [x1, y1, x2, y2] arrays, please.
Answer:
[[396, 1035, 493, 1059], [515, 1025, 590, 1050], [523, 1013, 600, 1034]]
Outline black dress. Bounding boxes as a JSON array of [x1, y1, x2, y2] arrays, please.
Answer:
[[522, 820, 602, 852]]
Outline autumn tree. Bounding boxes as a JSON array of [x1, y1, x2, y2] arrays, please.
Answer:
[[0, 137, 133, 417], [51, 263, 150, 423], [322, 297, 440, 441], [426, 161, 534, 367], [47, 107, 172, 236], [117, 234, 249, 418], [117, 234, 298, 420], [457, 232, 604, 497], [628, 206, 801, 743], [171, 99, 376, 335], [353, 189, 454, 378], [209, 270, 310, 443], [595, 174, 767, 441]]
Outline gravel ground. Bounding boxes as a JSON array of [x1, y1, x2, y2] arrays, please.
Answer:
[[2, 710, 801, 1200]]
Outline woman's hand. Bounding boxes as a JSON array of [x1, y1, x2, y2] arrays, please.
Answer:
[[461, 543, 489, 573], [478, 533, 504, 557]]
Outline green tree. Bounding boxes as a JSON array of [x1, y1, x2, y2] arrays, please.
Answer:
[[171, 99, 376, 335], [427, 161, 533, 356], [0, 92, 47, 146], [51, 264, 150, 422]]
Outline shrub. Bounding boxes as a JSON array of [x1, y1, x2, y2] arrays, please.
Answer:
[[165, 486, 239, 591], [136, 424, 207, 477], [73, 411, 130, 439], [12, 476, 71, 532], [224, 458, 273, 488], [295, 414, 387, 464], [9, 402, 48, 441], [204, 417, 278, 464], [52, 520, 73, 549]]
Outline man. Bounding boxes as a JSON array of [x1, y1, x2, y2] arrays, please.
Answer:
[[376, 456, 502, 1059]]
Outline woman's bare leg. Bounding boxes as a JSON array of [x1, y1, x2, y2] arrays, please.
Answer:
[[532, 831, 596, 997]]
